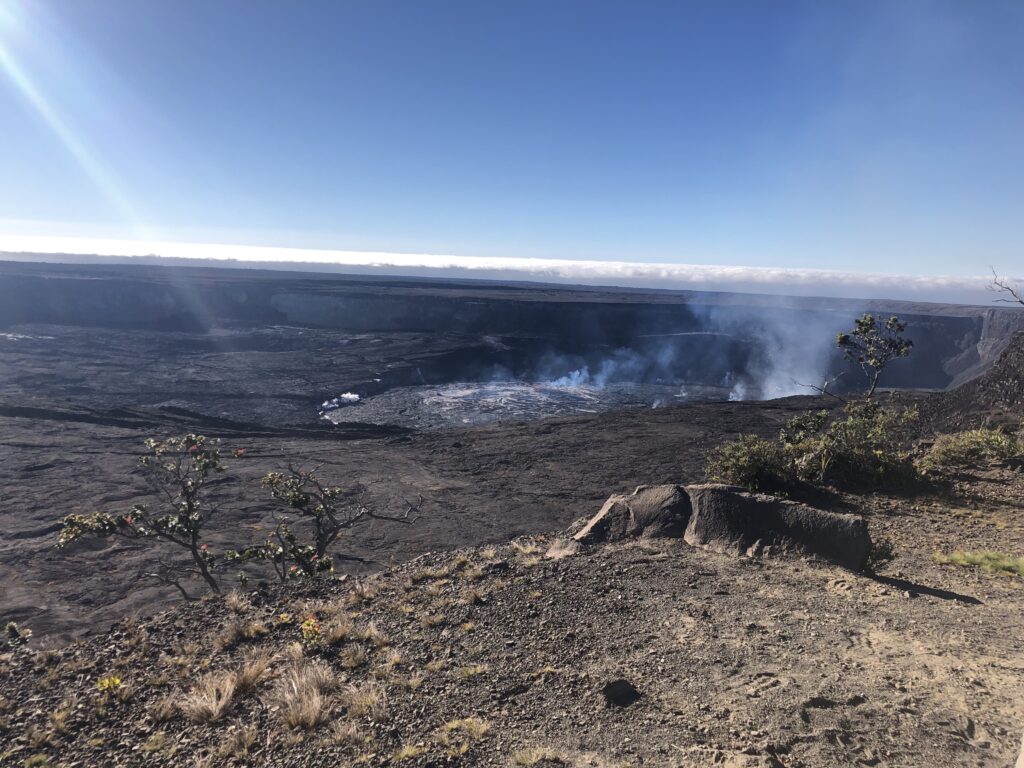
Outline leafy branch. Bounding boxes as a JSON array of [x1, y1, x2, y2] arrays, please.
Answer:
[[836, 314, 913, 397], [58, 434, 227, 594]]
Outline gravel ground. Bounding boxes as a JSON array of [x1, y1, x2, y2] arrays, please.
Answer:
[[2, 462, 1022, 767]]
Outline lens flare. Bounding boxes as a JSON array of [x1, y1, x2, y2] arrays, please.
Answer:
[[0, 1, 149, 236]]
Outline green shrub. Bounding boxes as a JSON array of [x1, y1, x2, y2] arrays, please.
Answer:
[[791, 401, 918, 489], [705, 434, 795, 493], [707, 401, 918, 492], [919, 428, 1021, 471]]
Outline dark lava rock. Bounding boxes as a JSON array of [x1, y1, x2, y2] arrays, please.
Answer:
[[574, 484, 692, 543], [683, 484, 870, 571], [601, 678, 642, 708], [924, 331, 1024, 431]]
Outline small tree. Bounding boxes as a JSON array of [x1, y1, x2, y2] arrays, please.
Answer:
[[58, 434, 227, 597], [835, 314, 913, 397], [226, 465, 421, 582]]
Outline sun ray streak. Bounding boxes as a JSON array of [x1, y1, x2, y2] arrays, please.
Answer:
[[0, 39, 149, 237]]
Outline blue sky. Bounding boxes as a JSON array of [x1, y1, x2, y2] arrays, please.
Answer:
[[0, 0, 1022, 287]]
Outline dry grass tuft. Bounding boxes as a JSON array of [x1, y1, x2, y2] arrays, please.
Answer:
[[341, 645, 368, 670], [303, 659, 339, 692], [360, 621, 388, 647], [443, 717, 489, 740], [113, 681, 136, 704], [327, 720, 373, 747], [346, 579, 379, 607], [148, 694, 177, 724], [215, 620, 268, 651], [511, 539, 542, 555], [180, 671, 237, 723], [323, 616, 355, 646], [233, 647, 274, 694], [223, 591, 250, 615], [454, 664, 488, 679], [459, 588, 487, 606], [161, 640, 201, 673], [399, 672, 425, 691], [394, 743, 428, 760], [420, 613, 446, 629], [33, 649, 59, 669], [438, 717, 490, 756], [26, 725, 54, 749], [141, 731, 167, 754], [424, 582, 446, 598], [172, 639, 201, 657], [342, 680, 387, 720], [284, 641, 305, 663], [414, 564, 453, 583], [274, 662, 335, 730], [48, 697, 76, 734], [218, 725, 257, 759]]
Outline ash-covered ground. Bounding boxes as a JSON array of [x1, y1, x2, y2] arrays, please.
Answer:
[[0, 321, 822, 642]]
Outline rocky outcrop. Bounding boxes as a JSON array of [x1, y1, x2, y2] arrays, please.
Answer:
[[683, 484, 870, 571], [568, 483, 870, 571], [573, 484, 692, 543]]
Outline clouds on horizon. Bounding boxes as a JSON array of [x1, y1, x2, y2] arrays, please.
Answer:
[[0, 235, 1015, 306]]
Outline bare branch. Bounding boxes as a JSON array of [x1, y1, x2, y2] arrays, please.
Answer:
[[989, 266, 1024, 306], [789, 372, 847, 402]]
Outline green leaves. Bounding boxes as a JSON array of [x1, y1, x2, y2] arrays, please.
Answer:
[[57, 512, 119, 547], [57, 436, 396, 595], [919, 428, 1022, 471], [224, 524, 334, 581], [706, 401, 919, 493], [57, 434, 228, 595], [836, 314, 914, 396], [253, 466, 362, 581]]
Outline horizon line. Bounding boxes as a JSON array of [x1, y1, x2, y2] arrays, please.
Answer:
[[0, 234, 1018, 306]]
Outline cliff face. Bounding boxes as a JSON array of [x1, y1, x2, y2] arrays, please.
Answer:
[[925, 331, 1024, 431], [1, 260, 1021, 393], [945, 309, 1024, 387]]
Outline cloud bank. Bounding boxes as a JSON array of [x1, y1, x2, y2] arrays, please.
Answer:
[[0, 235, 1012, 305]]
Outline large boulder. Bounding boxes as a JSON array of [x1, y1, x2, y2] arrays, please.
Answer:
[[573, 485, 692, 544], [683, 484, 870, 571]]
